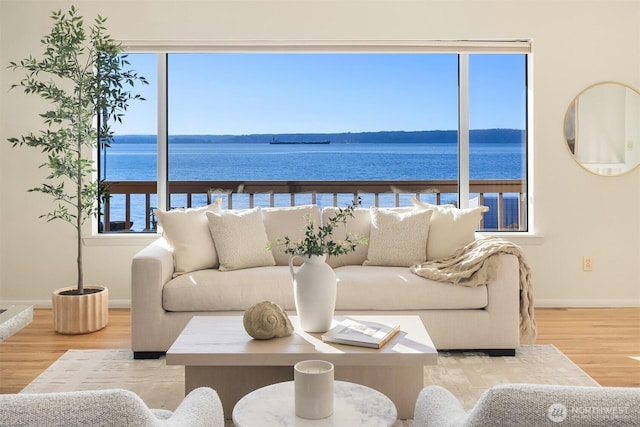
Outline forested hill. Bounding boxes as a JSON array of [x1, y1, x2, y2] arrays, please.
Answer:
[[114, 129, 524, 145]]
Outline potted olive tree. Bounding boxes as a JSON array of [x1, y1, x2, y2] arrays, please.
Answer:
[[8, 6, 147, 333]]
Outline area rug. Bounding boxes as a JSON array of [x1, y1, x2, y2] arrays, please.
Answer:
[[21, 345, 598, 426]]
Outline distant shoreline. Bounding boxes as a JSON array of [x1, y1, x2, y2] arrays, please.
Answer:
[[112, 129, 525, 145]]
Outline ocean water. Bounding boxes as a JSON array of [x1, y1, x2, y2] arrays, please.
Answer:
[[102, 136, 526, 231]]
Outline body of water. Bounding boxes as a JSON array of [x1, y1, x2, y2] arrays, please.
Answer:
[[102, 135, 526, 231]]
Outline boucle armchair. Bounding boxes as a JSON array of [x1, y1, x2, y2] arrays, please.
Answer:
[[414, 384, 640, 427], [0, 387, 223, 427]]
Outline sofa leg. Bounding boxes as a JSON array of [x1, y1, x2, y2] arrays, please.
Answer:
[[133, 351, 165, 360], [487, 349, 516, 357]]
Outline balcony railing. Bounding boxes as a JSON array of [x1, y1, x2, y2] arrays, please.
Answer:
[[101, 179, 527, 233]]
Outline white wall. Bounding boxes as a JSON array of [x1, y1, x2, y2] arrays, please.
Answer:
[[1, 0, 639, 308]]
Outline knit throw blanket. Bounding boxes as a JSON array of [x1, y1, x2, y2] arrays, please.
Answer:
[[411, 236, 537, 344]]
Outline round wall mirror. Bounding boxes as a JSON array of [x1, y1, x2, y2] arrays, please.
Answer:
[[564, 82, 640, 176]]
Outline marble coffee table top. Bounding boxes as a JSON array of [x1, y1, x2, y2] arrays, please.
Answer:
[[232, 380, 397, 427]]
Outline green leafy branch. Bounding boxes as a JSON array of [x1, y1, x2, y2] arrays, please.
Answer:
[[7, 6, 147, 293]]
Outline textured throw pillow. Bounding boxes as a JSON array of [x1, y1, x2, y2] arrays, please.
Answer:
[[206, 207, 276, 271], [364, 207, 433, 267], [412, 198, 489, 261], [154, 199, 222, 277], [322, 206, 413, 267]]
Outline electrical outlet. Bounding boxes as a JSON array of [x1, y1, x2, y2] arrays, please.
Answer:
[[583, 256, 593, 272]]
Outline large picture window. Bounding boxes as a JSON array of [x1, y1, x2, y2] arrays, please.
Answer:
[[102, 45, 528, 233]]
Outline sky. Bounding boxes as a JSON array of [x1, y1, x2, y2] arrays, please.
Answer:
[[113, 52, 526, 135]]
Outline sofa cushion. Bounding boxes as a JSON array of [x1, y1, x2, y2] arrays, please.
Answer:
[[206, 207, 276, 271], [154, 200, 222, 277], [412, 199, 489, 261], [334, 266, 487, 310], [364, 207, 433, 267], [163, 266, 296, 311], [162, 265, 487, 312], [263, 205, 322, 266]]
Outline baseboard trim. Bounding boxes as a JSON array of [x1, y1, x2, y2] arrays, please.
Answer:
[[3, 298, 639, 309], [2, 299, 131, 309]]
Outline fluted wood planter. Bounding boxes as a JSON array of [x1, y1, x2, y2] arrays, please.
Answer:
[[52, 285, 109, 334]]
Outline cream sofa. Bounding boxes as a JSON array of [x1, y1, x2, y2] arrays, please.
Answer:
[[131, 202, 522, 359]]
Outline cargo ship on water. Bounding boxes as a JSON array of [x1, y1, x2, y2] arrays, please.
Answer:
[[269, 138, 330, 145]]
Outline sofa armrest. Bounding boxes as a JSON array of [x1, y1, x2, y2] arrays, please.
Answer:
[[413, 385, 468, 427], [1, 389, 163, 425], [165, 387, 224, 427], [468, 384, 639, 426], [132, 236, 174, 285], [131, 237, 174, 354]]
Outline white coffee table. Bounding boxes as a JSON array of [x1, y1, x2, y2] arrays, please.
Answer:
[[232, 380, 397, 427], [166, 315, 437, 419]]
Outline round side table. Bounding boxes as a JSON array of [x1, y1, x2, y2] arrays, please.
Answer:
[[232, 380, 398, 427]]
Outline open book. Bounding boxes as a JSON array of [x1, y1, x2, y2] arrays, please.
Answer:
[[321, 318, 400, 349]]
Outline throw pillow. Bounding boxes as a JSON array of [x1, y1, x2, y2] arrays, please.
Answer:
[[262, 205, 322, 266], [206, 207, 276, 271], [322, 206, 413, 268], [364, 207, 433, 267], [321, 207, 371, 268], [411, 198, 489, 261], [154, 199, 222, 277]]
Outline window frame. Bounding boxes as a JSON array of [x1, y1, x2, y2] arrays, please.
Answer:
[[106, 40, 532, 234]]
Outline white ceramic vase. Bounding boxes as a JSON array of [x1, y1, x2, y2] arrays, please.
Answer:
[[289, 254, 337, 333]]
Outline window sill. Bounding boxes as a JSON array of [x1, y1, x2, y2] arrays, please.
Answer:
[[477, 231, 544, 246], [83, 232, 161, 247]]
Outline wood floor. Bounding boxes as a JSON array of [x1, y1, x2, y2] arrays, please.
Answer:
[[0, 308, 638, 395], [534, 307, 640, 388]]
